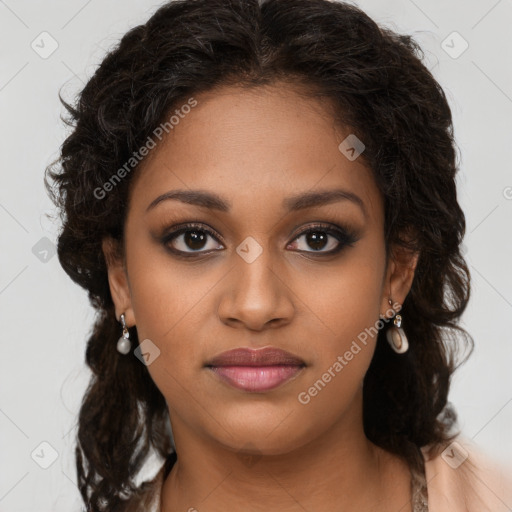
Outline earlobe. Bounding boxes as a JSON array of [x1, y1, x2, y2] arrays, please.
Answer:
[[102, 236, 135, 326]]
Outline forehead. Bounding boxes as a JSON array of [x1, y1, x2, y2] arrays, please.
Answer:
[[128, 83, 382, 222]]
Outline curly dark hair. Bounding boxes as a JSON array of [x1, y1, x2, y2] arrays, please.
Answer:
[[44, 0, 474, 509]]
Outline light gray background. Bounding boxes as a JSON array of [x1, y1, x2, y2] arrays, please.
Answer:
[[1, 0, 511, 510]]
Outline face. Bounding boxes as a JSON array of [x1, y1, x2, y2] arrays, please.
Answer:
[[104, 83, 416, 456]]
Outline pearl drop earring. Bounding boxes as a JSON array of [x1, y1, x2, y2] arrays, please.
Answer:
[[385, 298, 409, 354], [117, 313, 132, 354]]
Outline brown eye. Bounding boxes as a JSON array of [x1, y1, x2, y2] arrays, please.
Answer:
[[181, 230, 208, 250], [287, 223, 358, 255], [298, 231, 332, 251], [162, 224, 223, 255]]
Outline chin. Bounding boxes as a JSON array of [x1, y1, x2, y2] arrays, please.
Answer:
[[209, 415, 312, 457]]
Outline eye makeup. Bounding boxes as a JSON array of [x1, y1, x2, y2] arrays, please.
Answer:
[[151, 213, 363, 260]]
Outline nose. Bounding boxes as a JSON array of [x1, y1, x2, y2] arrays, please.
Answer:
[[217, 244, 295, 331]]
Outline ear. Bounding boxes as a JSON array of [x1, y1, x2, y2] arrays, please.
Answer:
[[380, 240, 419, 318], [102, 236, 136, 327]]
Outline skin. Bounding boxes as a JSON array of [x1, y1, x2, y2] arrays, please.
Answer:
[[103, 82, 419, 511]]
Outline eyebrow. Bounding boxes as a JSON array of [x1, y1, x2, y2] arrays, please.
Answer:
[[146, 188, 367, 218]]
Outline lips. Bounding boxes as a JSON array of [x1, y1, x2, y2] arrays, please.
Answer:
[[206, 347, 305, 367], [205, 347, 306, 392]]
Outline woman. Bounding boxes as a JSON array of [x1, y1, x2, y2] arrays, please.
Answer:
[[45, 0, 512, 510]]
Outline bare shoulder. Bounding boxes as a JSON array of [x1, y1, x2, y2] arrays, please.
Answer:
[[421, 436, 512, 512]]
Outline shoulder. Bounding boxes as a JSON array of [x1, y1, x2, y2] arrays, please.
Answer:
[[422, 436, 512, 512]]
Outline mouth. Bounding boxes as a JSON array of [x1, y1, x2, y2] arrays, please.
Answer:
[[205, 347, 306, 392]]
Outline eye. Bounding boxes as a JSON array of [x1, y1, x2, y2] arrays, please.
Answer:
[[287, 223, 358, 255], [162, 223, 223, 256]]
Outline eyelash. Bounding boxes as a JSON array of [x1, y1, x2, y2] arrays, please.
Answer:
[[160, 221, 359, 259]]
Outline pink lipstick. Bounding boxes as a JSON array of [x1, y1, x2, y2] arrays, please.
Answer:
[[205, 347, 305, 392]]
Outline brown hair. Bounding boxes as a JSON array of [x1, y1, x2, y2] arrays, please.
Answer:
[[45, 0, 473, 509]]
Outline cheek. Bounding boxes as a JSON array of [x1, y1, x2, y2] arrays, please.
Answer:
[[291, 248, 385, 397], [125, 243, 218, 383], [294, 249, 385, 350]]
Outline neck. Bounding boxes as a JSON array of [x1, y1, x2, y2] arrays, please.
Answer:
[[160, 389, 412, 512]]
